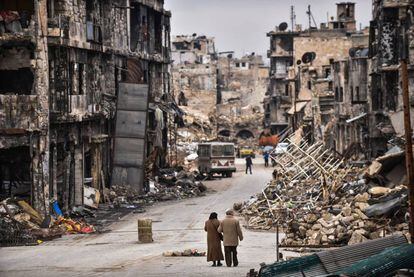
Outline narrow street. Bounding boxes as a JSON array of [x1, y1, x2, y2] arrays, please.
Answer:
[[0, 162, 280, 277]]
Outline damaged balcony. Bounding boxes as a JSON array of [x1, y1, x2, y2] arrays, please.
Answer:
[[0, 0, 36, 40]]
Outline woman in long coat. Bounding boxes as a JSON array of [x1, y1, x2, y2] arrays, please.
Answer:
[[204, 212, 224, 266]]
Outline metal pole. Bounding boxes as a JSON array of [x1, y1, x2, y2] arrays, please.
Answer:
[[276, 223, 280, 262], [401, 59, 414, 243]]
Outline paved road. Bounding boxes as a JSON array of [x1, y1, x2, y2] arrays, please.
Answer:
[[0, 164, 279, 277]]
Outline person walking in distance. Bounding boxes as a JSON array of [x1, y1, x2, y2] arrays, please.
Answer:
[[204, 212, 224, 267], [263, 151, 269, 167], [218, 209, 243, 267], [245, 155, 253, 174]]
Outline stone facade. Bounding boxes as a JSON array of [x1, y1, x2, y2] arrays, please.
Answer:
[[265, 1, 414, 160], [0, 0, 173, 214]]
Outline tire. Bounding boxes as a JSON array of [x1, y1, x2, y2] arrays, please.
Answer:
[[226, 172, 233, 178]]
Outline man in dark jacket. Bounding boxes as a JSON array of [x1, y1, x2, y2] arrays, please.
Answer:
[[245, 155, 253, 174]]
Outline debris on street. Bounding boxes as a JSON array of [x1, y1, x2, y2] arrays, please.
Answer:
[[163, 249, 206, 257], [110, 168, 207, 207], [0, 198, 96, 246], [238, 136, 410, 247]]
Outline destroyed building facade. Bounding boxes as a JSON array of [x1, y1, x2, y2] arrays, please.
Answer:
[[171, 35, 269, 146], [265, 3, 358, 137], [0, 0, 173, 214], [264, 1, 414, 159]]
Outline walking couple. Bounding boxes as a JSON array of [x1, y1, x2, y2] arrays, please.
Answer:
[[204, 209, 243, 267]]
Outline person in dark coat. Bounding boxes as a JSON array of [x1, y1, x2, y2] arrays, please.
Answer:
[[245, 155, 253, 174], [204, 212, 224, 266], [263, 152, 269, 167]]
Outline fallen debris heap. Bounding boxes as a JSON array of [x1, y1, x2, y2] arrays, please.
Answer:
[[163, 249, 206, 257], [1, 199, 95, 246], [110, 169, 207, 207], [238, 137, 409, 247]]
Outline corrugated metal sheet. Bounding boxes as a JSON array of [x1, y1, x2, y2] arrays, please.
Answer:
[[317, 234, 407, 273], [258, 235, 408, 277], [337, 244, 414, 276], [112, 83, 148, 191], [259, 254, 327, 277]]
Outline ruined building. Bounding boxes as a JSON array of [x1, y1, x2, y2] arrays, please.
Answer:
[[265, 3, 360, 136], [216, 53, 268, 141], [333, 0, 414, 158], [266, 1, 414, 159], [363, 0, 414, 157], [0, 0, 173, 215], [171, 34, 268, 145]]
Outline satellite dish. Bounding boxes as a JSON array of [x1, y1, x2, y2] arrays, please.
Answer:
[[301, 52, 316, 64], [349, 47, 357, 57], [279, 22, 288, 31], [192, 33, 197, 37], [297, 60, 302, 65]]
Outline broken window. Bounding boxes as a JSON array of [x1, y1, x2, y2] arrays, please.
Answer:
[[324, 67, 331, 78], [0, 146, 31, 202], [385, 71, 398, 111], [154, 12, 162, 54], [85, 0, 102, 43], [130, 2, 141, 52], [47, 0, 58, 19], [0, 0, 34, 32], [371, 74, 383, 111], [335, 87, 339, 101], [369, 21, 378, 57], [0, 68, 33, 95], [0, 46, 34, 95], [380, 8, 398, 66]]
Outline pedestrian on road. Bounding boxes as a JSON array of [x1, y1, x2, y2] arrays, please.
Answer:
[[204, 212, 224, 267], [263, 151, 269, 167], [245, 155, 253, 174], [218, 209, 243, 267]]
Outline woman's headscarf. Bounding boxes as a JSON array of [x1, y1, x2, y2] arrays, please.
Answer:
[[209, 212, 218, 220]]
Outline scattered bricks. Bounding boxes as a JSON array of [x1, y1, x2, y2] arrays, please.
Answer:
[[236, 136, 409, 247]]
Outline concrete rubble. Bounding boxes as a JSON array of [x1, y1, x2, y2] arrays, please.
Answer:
[[163, 249, 206, 257], [110, 169, 207, 207], [0, 198, 95, 246], [237, 135, 410, 247]]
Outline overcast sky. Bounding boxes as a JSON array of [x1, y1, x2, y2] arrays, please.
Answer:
[[165, 0, 372, 57]]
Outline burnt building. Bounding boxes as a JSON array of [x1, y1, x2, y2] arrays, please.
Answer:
[[332, 43, 370, 158], [0, 0, 173, 215], [366, 0, 414, 157], [265, 3, 360, 137], [264, 27, 296, 135]]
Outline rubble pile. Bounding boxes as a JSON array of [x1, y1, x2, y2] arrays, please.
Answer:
[[0, 199, 96, 246], [237, 138, 409, 247], [163, 249, 206, 257], [110, 169, 207, 206]]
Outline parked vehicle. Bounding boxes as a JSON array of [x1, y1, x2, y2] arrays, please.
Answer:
[[198, 142, 236, 177], [270, 143, 289, 166], [275, 142, 289, 155], [239, 146, 255, 158]]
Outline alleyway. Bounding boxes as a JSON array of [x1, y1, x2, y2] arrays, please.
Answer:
[[0, 163, 280, 277]]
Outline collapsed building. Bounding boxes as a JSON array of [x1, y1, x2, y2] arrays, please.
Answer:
[[0, 0, 175, 215], [264, 1, 414, 159], [216, 54, 268, 142], [171, 35, 268, 147]]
